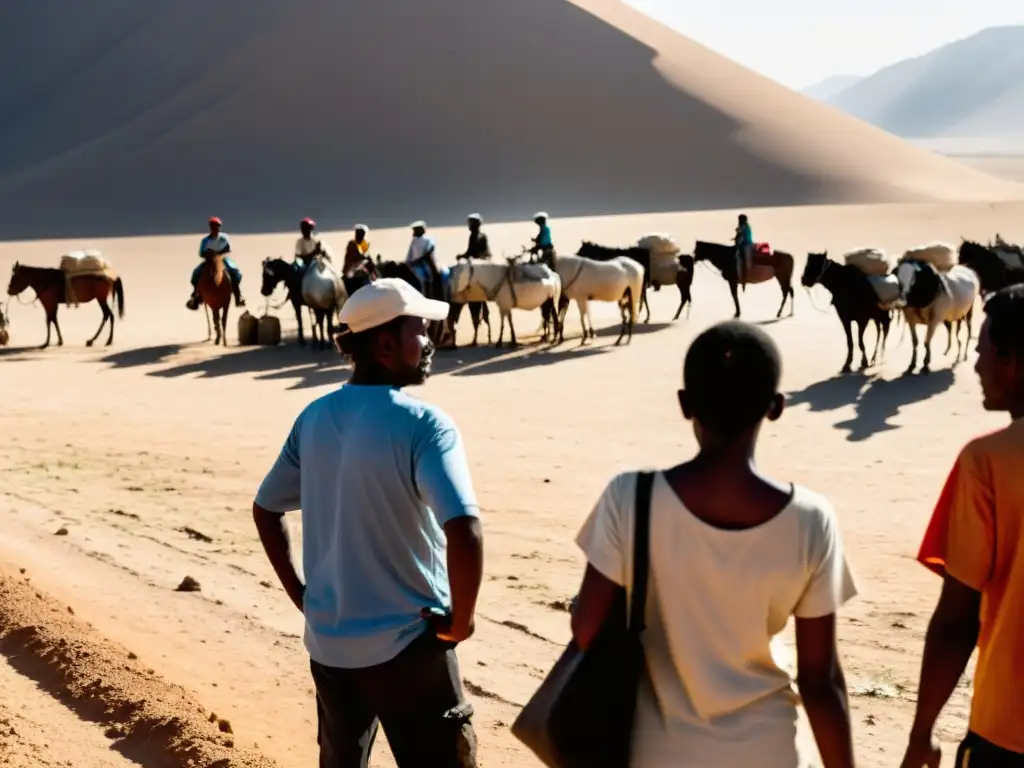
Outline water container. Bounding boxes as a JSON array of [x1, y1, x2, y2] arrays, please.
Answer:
[[237, 311, 258, 345], [257, 314, 281, 346]]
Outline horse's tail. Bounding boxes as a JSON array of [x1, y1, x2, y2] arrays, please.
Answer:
[[113, 277, 125, 319]]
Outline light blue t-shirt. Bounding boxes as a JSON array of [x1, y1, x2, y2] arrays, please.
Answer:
[[254, 384, 480, 669]]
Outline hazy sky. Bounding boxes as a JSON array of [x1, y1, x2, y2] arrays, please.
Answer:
[[625, 0, 1024, 90]]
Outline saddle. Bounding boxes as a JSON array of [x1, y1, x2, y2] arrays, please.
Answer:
[[512, 263, 550, 283]]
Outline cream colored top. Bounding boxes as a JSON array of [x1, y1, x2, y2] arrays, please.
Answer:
[[576, 471, 857, 767]]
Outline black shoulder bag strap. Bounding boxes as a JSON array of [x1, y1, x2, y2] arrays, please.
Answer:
[[629, 471, 654, 633]]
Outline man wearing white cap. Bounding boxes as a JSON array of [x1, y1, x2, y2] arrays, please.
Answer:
[[252, 277, 483, 767]]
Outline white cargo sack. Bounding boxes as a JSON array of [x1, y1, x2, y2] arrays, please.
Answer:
[[899, 242, 956, 272], [843, 248, 891, 277]]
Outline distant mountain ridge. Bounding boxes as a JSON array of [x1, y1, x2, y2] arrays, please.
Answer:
[[810, 26, 1024, 139], [801, 75, 863, 102]]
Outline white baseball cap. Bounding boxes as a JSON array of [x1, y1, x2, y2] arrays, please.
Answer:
[[338, 278, 449, 334]]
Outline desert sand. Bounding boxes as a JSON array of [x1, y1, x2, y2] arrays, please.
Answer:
[[2, 197, 1024, 767]]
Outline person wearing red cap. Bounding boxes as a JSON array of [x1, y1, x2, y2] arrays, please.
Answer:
[[295, 218, 327, 267], [188, 216, 245, 310]]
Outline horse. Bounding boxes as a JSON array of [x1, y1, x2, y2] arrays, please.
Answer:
[[894, 259, 980, 375], [447, 259, 561, 348], [802, 252, 893, 373], [553, 254, 644, 345], [693, 240, 795, 319], [300, 254, 349, 350], [7, 262, 125, 348], [958, 238, 1024, 297], [197, 252, 232, 345], [577, 242, 652, 321]]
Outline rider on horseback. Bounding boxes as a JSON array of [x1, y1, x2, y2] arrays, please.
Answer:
[[187, 216, 245, 310], [735, 213, 754, 290], [295, 217, 326, 268], [343, 224, 371, 278], [406, 221, 443, 296], [530, 212, 555, 267], [458, 214, 491, 262]]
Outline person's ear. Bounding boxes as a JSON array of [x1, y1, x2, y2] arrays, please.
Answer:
[[678, 389, 693, 421], [766, 392, 785, 422]]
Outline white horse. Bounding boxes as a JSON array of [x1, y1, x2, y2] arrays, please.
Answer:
[[895, 260, 979, 374], [447, 260, 561, 348], [554, 254, 644, 345], [301, 254, 348, 349]]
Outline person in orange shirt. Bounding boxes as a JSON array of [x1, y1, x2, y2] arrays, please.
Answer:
[[901, 284, 1024, 768]]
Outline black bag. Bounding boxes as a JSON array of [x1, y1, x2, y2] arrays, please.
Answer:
[[511, 471, 654, 768]]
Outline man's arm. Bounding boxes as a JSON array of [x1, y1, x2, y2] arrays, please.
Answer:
[[253, 504, 305, 611], [903, 576, 981, 761], [252, 417, 305, 612], [415, 414, 483, 642]]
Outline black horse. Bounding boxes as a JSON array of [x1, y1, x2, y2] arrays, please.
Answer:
[[802, 252, 893, 373], [260, 256, 373, 348], [693, 240, 795, 319], [958, 238, 1024, 297]]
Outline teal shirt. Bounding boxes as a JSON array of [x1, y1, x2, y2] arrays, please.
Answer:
[[737, 223, 753, 248], [255, 385, 480, 669], [536, 225, 553, 249]]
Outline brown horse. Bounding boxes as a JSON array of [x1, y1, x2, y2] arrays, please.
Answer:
[[7, 263, 125, 348], [693, 241, 795, 319], [197, 253, 232, 345]]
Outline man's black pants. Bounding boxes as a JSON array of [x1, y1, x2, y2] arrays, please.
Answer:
[[310, 631, 476, 768], [956, 732, 1024, 767]]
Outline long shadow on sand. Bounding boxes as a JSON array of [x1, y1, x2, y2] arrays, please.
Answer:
[[95, 335, 621, 390], [786, 368, 956, 442]]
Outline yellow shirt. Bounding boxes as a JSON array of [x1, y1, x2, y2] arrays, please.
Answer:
[[921, 419, 1024, 752]]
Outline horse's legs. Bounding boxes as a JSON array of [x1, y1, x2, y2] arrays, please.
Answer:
[[964, 306, 975, 362], [87, 299, 111, 347], [482, 304, 492, 345], [577, 300, 589, 345], [469, 303, 481, 347], [642, 283, 651, 324], [51, 305, 64, 347], [496, 310, 506, 348], [943, 320, 954, 355], [41, 304, 53, 349], [841, 318, 854, 373], [776, 279, 788, 319], [856, 320, 869, 370], [294, 300, 306, 346], [204, 304, 212, 342], [106, 298, 116, 345], [729, 280, 741, 318], [223, 306, 231, 346], [904, 320, 919, 375], [921, 321, 939, 374], [507, 313, 519, 348]]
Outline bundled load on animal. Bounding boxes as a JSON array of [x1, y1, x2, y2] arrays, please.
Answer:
[[257, 313, 281, 346], [842, 247, 891, 276], [898, 242, 956, 272], [637, 232, 682, 286], [59, 248, 116, 306], [237, 311, 259, 345]]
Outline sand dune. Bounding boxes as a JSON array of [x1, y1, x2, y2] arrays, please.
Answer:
[[0, 0, 1020, 240], [823, 26, 1024, 139]]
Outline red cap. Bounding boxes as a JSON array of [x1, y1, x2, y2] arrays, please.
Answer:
[[301, 217, 316, 228], [209, 216, 222, 226]]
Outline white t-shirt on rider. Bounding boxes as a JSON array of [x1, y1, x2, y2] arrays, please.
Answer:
[[295, 236, 323, 259], [200, 233, 231, 256], [406, 234, 435, 264]]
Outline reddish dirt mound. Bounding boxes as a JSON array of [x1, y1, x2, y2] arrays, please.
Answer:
[[0, 571, 277, 768]]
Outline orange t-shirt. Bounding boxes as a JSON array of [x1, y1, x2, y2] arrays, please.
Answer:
[[917, 419, 1024, 753]]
